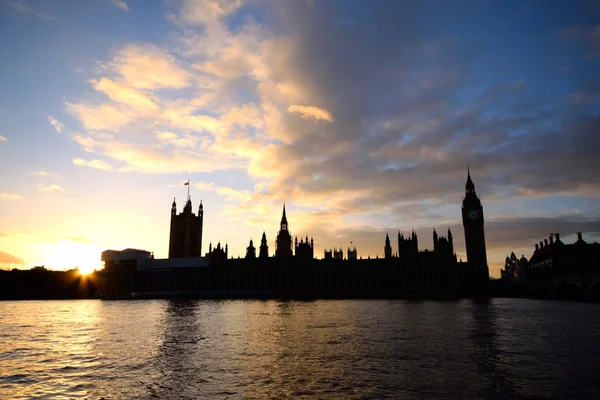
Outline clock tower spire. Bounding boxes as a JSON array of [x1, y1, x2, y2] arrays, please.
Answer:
[[461, 168, 489, 292]]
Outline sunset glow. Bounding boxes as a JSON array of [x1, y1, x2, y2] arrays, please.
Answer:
[[45, 240, 103, 274]]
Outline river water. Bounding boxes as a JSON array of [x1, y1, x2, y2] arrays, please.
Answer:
[[0, 299, 599, 399]]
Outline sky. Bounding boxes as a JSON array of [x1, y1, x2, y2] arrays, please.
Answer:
[[1, 0, 599, 276]]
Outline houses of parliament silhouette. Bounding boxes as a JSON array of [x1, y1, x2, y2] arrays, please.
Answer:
[[99, 171, 490, 299]]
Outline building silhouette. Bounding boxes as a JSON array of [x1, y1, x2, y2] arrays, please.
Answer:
[[347, 246, 357, 260], [275, 204, 293, 258], [259, 232, 269, 258], [384, 234, 392, 259], [461, 169, 490, 289], [500, 252, 527, 284], [295, 235, 314, 263], [527, 232, 600, 280], [208, 242, 228, 265], [169, 197, 203, 258], [245, 239, 256, 260], [98, 171, 492, 300]]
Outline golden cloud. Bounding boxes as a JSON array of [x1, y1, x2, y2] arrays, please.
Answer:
[[39, 184, 62, 191], [287, 104, 334, 122], [72, 158, 114, 171], [66, 102, 136, 131], [0, 193, 21, 200], [113, 44, 190, 90], [92, 78, 159, 113]]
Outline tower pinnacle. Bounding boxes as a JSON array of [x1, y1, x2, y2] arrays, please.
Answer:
[[466, 167, 475, 193]]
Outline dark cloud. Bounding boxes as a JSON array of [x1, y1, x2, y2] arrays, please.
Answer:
[[567, 78, 600, 103], [250, 1, 600, 213], [559, 24, 600, 58]]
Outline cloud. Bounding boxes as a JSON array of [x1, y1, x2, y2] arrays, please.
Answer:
[[178, 0, 244, 25], [156, 131, 201, 148], [32, 171, 57, 177], [39, 184, 62, 191], [66, 1, 600, 203], [0, 231, 98, 246], [71, 133, 244, 173], [566, 78, 600, 104], [92, 78, 159, 113], [193, 181, 250, 201], [0, 193, 21, 200], [0, 251, 25, 267], [0, 135, 7, 142], [287, 105, 334, 122], [109, 43, 190, 90], [72, 158, 113, 171], [5, 1, 55, 20], [48, 116, 64, 134], [113, 0, 129, 11], [560, 25, 600, 58], [65, 102, 135, 131]]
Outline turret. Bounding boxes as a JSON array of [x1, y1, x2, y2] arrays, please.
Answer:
[[245, 238, 256, 260], [259, 231, 269, 258], [171, 198, 177, 216], [384, 233, 392, 259], [412, 230, 419, 252]]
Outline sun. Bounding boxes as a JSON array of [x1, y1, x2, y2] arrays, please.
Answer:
[[45, 239, 103, 274], [78, 264, 97, 275]]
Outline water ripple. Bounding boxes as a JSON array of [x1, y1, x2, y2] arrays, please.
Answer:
[[0, 299, 599, 399]]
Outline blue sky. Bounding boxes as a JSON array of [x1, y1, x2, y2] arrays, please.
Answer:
[[1, 0, 599, 276]]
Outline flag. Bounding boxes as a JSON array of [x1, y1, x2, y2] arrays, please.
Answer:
[[184, 181, 190, 186]]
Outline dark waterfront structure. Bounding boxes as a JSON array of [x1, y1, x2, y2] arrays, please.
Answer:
[[461, 169, 490, 294], [500, 252, 527, 284], [524, 233, 600, 300], [168, 195, 203, 258], [0, 267, 99, 300], [97, 172, 490, 300]]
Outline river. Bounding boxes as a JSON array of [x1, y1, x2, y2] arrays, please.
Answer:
[[1, 299, 599, 399]]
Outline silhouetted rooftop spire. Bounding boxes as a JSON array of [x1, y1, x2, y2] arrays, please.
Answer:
[[466, 166, 475, 193], [280, 203, 289, 231]]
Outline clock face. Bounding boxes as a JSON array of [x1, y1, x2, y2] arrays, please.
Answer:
[[468, 210, 478, 219]]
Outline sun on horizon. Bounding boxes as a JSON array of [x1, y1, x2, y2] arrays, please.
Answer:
[[44, 239, 104, 275]]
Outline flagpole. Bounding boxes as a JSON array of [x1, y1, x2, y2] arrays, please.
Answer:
[[187, 179, 190, 201]]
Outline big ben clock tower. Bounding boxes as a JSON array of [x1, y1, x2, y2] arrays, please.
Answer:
[[461, 168, 490, 288]]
